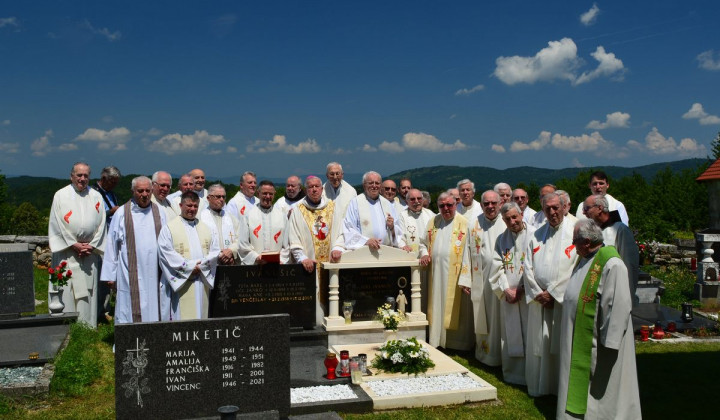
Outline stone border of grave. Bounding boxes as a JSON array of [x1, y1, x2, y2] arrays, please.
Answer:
[[0, 329, 69, 397]]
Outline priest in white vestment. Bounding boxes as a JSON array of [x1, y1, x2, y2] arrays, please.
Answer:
[[512, 188, 537, 227], [199, 184, 243, 266], [170, 174, 207, 215], [469, 191, 507, 364], [189, 168, 208, 199], [456, 179, 483, 223], [583, 194, 640, 306], [529, 184, 557, 229], [489, 202, 536, 385], [574, 171, 629, 225], [48, 162, 106, 327], [343, 171, 404, 250], [288, 176, 345, 325], [399, 189, 435, 313], [398, 178, 412, 210], [419, 192, 472, 349], [557, 220, 641, 420], [158, 191, 220, 320], [275, 175, 305, 217], [523, 192, 578, 396], [101, 176, 166, 323], [322, 162, 357, 221], [238, 181, 289, 265], [226, 171, 258, 221], [151, 171, 178, 222]]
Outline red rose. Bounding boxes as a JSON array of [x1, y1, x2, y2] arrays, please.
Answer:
[[48, 268, 55, 274], [66, 270, 72, 277], [57, 272, 63, 280], [60, 261, 67, 268]]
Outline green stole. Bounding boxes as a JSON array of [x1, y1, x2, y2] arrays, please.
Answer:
[[566, 246, 620, 415]]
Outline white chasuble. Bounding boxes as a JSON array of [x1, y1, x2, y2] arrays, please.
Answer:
[[238, 204, 288, 265], [200, 208, 242, 260], [470, 215, 507, 365], [159, 217, 219, 320], [226, 193, 256, 222], [322, 179, 357, 221], [343, 194, 402, 250], [151, 195, 178, 223], [48, 185, 106, 327], [488, 224, 536, 385], [101, 201, 166, 324], [523, 217, 578, 397], [398, 208, 435, 256], [457, 199, 483, 224], [420, 214, 472, 350]]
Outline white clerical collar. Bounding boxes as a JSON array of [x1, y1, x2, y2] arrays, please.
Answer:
[[365, 194, 380, 203], [181, 217, 198, 226]]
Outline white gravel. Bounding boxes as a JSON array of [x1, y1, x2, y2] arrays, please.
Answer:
[[367, 373, 484, 397], [291, 384, 358, 404], [0, 366, 44, 387]]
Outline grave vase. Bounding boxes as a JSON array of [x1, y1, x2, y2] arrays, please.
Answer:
[[48, 285, 65, 316], [383, 329, 397, 344]]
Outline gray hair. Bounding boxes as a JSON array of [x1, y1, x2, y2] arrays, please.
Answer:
[[207, 184, 225, 194], [240, 171, 256, 184], [591, 194, 609, 213], [437, 191, 453, 203], [575, 219, 604, 246], [421, 190, 431, 202], [500, 201, 522, 217], [151, 171, 172, 186], [71, 162, 90, 175], [556, 190, 571, 204], [494, 182, 511, 192], [101, 166, 121, 180], [541, 192, 566, 208], [480, 190, 499, 203], [304, 175, 322, 187], [326, 162, 343, 173], [131, 175, 151, 190], [456, 178, 475, 191], [362, 171, 381, 184]]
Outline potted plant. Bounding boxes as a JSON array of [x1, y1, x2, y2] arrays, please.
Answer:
[[376, 302, 404, 343], [48, 261, 72, 315]]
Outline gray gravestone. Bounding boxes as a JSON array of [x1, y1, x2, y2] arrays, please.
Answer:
[[335, 266, 412, 320], [210, 264, 316, 329], [114, 315, 290, 420], [0, 251, 35, 315]]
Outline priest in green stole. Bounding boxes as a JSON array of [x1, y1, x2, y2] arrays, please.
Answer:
[[159, 191, 220, 320], [419, 191, 472, 349], [557, 219, 640, 419]]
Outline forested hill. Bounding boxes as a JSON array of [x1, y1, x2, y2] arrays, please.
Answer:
[[387, 158, 707, 191]]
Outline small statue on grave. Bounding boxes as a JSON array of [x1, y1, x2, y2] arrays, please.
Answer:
[[396, 290, 408, 315]]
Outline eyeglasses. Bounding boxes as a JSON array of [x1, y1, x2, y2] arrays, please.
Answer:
[[438, 203, 455, 209], [208, 195, 226, 199], [153, 182, 171, 188], [582, 204, 598, 212], [384, 187, 397, 191], [513, 196, 527, 201], [483, 201, 499, 206], [408, 197, 423, 201]]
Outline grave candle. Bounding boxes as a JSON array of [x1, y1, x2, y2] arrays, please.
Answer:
[[324, 352, 338, 380]]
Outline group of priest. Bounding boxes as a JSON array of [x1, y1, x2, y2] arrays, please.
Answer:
[[48, 161, 640, 419]]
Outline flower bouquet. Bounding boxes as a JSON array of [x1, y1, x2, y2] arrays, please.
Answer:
[[370, 336, 435, 375], [49, 260, 72, 289], [376, 303, 404, 331]]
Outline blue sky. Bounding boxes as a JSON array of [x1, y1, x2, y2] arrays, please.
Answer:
[[1, 1, 719, 181]]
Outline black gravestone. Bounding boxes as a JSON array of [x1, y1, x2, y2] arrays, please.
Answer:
[[114, 315, 290, 420], [335, 266, 412, 320], [209, 264, 316, 329], [0, 251, 35, 315]]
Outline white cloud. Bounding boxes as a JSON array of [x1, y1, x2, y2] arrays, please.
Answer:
[[226, 146, 237, 153], [491, 144, 506, 153], [75, 127, 131, 151], [551, 131, 610, 152], [31, 130, 53, 156], [378, 141, 404, 153], [697, 50, 720, 71], [494, 38, 579, 85], [455, 84, 485, 96], [510, 131, 551, 152], [574, 46, 625, 85], [402, 132, 467, 152], [449, 114, 457, 119], [82, 20, 121, 41], [2, 119, 10, 126], [0, 142, 19, 153], [580, 3, 600, 26], [632, 127, 706, 155], [572, 158, 585, 168], [0, 17, 18, 28], [682, 103, 720, 125], [246, 134, 321, 154], [494, 38, 625, 86], [57, 143, 79, 152], [361, 144, 377, 152], [586, 111, 631, 129], [147, 130, 227, 155]]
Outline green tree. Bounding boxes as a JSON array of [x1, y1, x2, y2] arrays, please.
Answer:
[[710, 131, 720, 160], [10, 202, 47, 235]]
